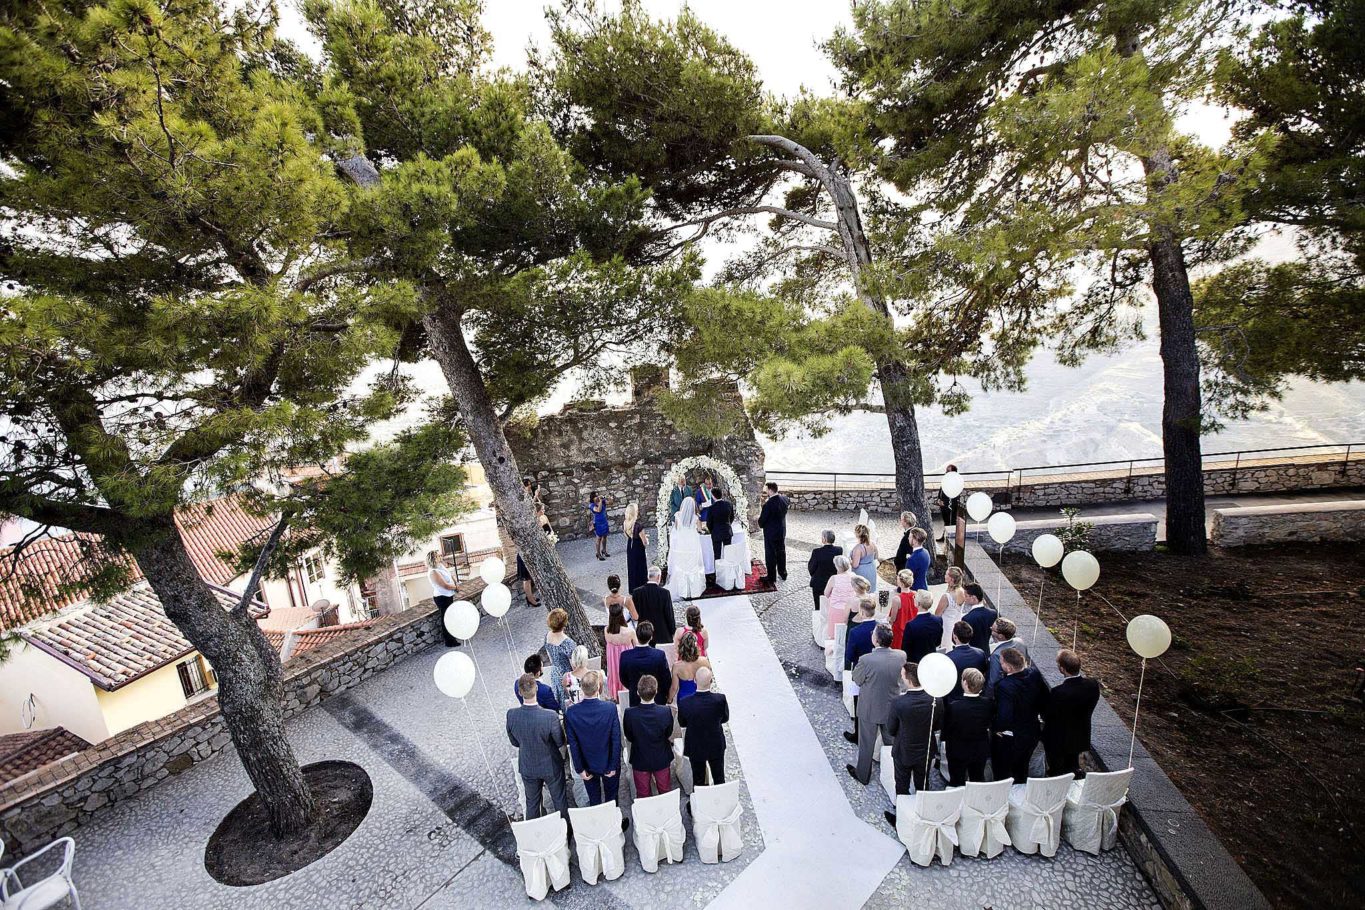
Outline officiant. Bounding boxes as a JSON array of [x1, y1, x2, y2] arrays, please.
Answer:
[[695, 475, 717, 523]]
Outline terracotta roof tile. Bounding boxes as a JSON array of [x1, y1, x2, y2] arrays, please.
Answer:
[[173, 497, 277, 586], [0, 727, 91, 784], [285, 620, 378, 658]]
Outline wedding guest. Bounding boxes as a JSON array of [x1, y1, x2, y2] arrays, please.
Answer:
[[902, 604, 944, 664], [622, 501, 650, 593], [890, 569, 919, 650], [668, 476, 694, 521], [850, 523, 880, 590], [603, 573, 637, 624], [619, 621, 671, 706], [906, 527, 931, 591], [946, 621, 989, 702], [517, 501, 553, 608], [987, 617, 1029, 692], [937, 463, 961, 541], [992, 647, 1049, 782], [560, 645, 590, 709], [883, 661, 942, 826], [706, 489, 734, 562], [893, 511, 915, 572], [808, 530, 843, 610], [623, 674, 675, 796], [603, 600, 638, 702], [564, 670, 623, 806], [589, 491, 611, 560], [935, 566, 968, 650], [514, 654, 561, 711], [507, 673, 567, 819], [426, 550, 461, 648], [1042, 649, 1102, 777], [847, 624, 906, 785], [673, 604, 709, 657], [845, 595, 879, 671], [758, 481, 789, 581], [823, 553, 858, 613], [943, 667, 993, 785], [544, 609, 577, 708], [677, 666, 728, 786], [960, 583, 997, 653], [631, 565, 676, 643], [669, 630, 711, 702]]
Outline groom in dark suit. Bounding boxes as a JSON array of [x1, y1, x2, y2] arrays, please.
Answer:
[[757, 481, 789, 581], [707, 492, 734, 561]]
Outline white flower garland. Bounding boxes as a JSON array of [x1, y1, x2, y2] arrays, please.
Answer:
[[654, 455, 749, 566]]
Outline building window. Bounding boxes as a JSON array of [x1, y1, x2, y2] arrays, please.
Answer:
[[303, 551, 326, 584], [177, 657, 213, 700], [440, 534, 466, 559]]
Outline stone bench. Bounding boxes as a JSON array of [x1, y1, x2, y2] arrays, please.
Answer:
[[1211, 499, 1365, 548], [968, 512, 1159, 555]]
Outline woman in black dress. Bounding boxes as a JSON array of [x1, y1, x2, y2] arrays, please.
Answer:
[[517, 501, 553, 607], [622, 500, 649, 593]]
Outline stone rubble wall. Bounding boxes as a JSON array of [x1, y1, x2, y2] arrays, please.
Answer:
[[971, 513, 1159, 555], [1211, 500, 1365, 548]]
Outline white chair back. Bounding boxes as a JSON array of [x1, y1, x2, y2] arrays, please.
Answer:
[[878, 745, 897, 803], [1006, 773, 1075, 857], [841, 675, 857, 718], [586, 655, 602, 674], [812, 600, 829, 647], [660, 643, 678, 667], [1064, 768, 1132, 855], [0, 836, 78, 910], [690, 781, 745, 864], [567, 802, 626, 884], [511, 757, 527, 818], [631, 789, 687, 872], [957, 779, 1013, 858], [511, 813, 571, 900], [895, 787, 965, 866], [824, 622, 848, 680]]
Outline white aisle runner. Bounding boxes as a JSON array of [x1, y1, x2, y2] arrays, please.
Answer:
[[703, 595, 904, 910]]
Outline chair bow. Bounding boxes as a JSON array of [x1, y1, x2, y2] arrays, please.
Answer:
[[1028, 799, 1067, 845], [699, 804, 744, 857], [1085, 795, 1127, 835], [931, 815, 961, 848], [517, 840, 569, 882], [639, 814, 686, 847]]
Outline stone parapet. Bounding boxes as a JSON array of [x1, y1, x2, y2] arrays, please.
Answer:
[[969, 513, 1159, 555], [1210, 500, 1365, 548]]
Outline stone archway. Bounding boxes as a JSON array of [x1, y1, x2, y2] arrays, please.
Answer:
[[654, 455, 751, 566]]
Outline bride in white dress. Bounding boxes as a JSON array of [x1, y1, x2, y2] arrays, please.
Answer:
[[666, 497, 707, 599]]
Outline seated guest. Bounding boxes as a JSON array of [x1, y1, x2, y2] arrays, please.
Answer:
[[1042, 649, 1102, 777], [960, 583, 997, 653], [902, 604, 944, 664], [506, 673, 567, 819], [808, 530, 843, 610], [987, 618, 1029, 693], [946, 621, 989, 702], [992, 647, 1050, 783], [906, 527, 932, 590], [560, 645, 590, 709], [619, 621, 671, 706], [563, 671, 623, 806], [513, 654, 561, 711], [677, 667, 729, 786], [845, 595, 879, 671], [882, 661, 941, 827], [889, 570, 919, 650], [623, 674, 675, 796], [942, 668, 993, 786]]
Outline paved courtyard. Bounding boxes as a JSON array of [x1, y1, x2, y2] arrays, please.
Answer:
[[62, 517, 1159, 909]]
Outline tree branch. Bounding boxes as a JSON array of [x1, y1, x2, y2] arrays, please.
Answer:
[[294, 256, 380, 293], [234, 509, 293, 616]]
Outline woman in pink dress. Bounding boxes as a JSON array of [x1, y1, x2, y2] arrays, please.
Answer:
[[603, 597, 638, 702], [822, 556, 860, 640], [673, 604, 709, 657]]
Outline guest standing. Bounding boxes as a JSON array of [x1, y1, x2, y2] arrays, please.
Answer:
[[945, 621, 989, 702], [507, 673, 568, 819], [992, 648, 1049, 782], [936, 566, 968, 651], [822, 555, 859, 636], [937, 463, 961, 541], [844, 596, 879, 672], [564, 671, 623, 806], [943, 668, 993, 786], [543, 609, 577, 709], [905, 527, 931, 591], [892, 511, 915, 572], [807, 530, 843, 610], [882, 662, 942, 826], [560, 645, 590, 709], [622, 501, 650, 593], [514, 654, 561, 711], [987, 618, 1030, 693], [1042, 649, 1102, 777], [623, 675, 675, 796], [847, 624, 906, 785], [677, 667, 728, 786], [673, 604, 709, 657], [669, 630, 711, 702], [603, 574, 637, 624], [902, 602, 944, 664], [850, 523, 880, 591], [517, 502, 553, 608], [589, 491, 611, 560], [426, 551, 461, 648], [960, 583, 997, 653], [618, 621, 671, 706], [889, 570, 920, 650], [757, 481, 789, 581], [603, 600, 638, 703], [668, 478, 694, 522], [631, 565, 676, 643]]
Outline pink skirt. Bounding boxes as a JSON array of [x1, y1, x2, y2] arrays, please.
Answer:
[[606, 641, 628, 701]]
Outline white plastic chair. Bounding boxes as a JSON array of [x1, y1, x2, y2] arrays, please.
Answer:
[[567, 802, 626, 884], [1063, 769, 1132, 854], [841, 675, 857, 717], [879, 745, 897, 802], [0, 837, 80, 910], [631, 789, 686, 872], [690, 781, 744, 864], [957, 779, 1013, 858], [715, 559, 741, 590], [894, 787, 965, 867], [511, 813, 570, 900], [1006, 773, 1075, 857]]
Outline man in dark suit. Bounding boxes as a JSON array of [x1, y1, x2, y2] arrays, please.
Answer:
[[618, 620, 672, 706], [960, 583, 997, 653], [707, 492, 734, 562], [757, 481, 789, 581], [942, 667, 993, 785], [987, 618, 1030, 693], [631, 566, 676, 643], [506, 673, 568, 819], [623, 674, 675, 795], [902, 609, 944, 664], [677, 667, 729, 785], [846, 624, 906, 784], [1042, 648, 1103, 777], [807, 530, 842, 609], [512, 653, 561, 711], [882, 661, 942, 827], [905, 527, 932, 591], [992, 647, 1050, 782], [668, 478, 694, 521], [946, 620, 989, 702], [892, 511, 915, 572], [563, 670, 623, 806]]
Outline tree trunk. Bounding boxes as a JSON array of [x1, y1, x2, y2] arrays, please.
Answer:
[[422, 300, 599, 653], [132, 519, 316, 837]]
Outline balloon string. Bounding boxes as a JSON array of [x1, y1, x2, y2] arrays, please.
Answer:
[[924, 698, 937, 784], [467, 646, 517, 810], [1129, 658, 1147, 770], [499, 614, 520, 674], [1032, 574, 1045, 647], [996, 542, 1004, 612], [461, 695, 516, 824], [1071, 590, 1080, 651]]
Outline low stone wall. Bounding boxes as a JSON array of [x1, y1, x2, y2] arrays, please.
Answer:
[[0, 578, 490, 856], [969, 513, 1159, 555], [1211, 500, 1365, 548]]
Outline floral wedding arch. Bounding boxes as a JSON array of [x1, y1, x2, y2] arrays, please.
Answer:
[[654, 455, 750, 566]]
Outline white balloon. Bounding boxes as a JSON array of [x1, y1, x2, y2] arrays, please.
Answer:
[[1061, 550, 1101, 591], [866, 518, 878, 541], [987, 511, 1016, 544], [940, 471, 964, 499], [444, 600, 480, 640], [481, 582, 512, 618], [966, 491, 993, 522], [1031, 533, 1064, 569], [433, 651, 476, 698], [918, 652, 957, 698], [857, 508, 870, 526], [1126, 614, 1172, 659], [478, 556, 507, 585]]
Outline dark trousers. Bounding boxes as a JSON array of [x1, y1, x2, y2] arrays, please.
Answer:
[[893, 752, 930, 795], [765, 537, 787, 580], [584, 771, 620, 806], [812, 588, 823, 609], [1046, 748, 1083, 778], [434, 595, 459, 646], [523, 769, 568, 819], [689, 753, 725, 787], [991, 734, 1039, 783], [946, 751, 989, 787]]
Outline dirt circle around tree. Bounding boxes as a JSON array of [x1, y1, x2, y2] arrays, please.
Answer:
[[204, 760, 373, 886]]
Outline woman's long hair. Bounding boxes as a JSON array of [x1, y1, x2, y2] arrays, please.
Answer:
[[623, 501, 639, 535], [677, 630, 700, 664], [607, 601, 627, 635]]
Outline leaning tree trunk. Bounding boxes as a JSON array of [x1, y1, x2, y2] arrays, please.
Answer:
[[423, 299, 599, 653], [133, 519, 316, 836]]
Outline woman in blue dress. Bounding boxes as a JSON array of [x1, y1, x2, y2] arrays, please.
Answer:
[[850, 523, 880, 592], [589, 491, 611, 560]]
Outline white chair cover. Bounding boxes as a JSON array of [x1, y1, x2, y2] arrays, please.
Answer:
[[824, 623, 848, 680], [879, 745, 897, 803], [660, 643, 678, 667], [728, 523, 751, 567], [586, 655, 602, 674], [957, 779, 1013, 858], [895, 787, 965, 867], [715, 559, 742, 590], [631, 790, 687, 872], [812, 597, 829, 647], [1006, 773, 1075, 857], [511, 813, 571, 900], [1063, 768, 1132, 855], [841, 674, 857, 718], [690, 781, 745, 864], [568, 803, 626, 884], [512, 757, 527, 819]]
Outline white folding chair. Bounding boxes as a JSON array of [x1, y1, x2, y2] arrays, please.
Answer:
[[631, 789, 686, 872], [1063, 768, 1132, 854], [841, 675, 857, 718], [894, 787, 965, 867], [0, 836, 80, 910], [957, 779, 1013, 858], [511, 757, 528, 819], [879, 745, 897, 803], [690, 781, 745, 864], [812, 597, 829, 646], [586, 656, 602, 674], [567, 803, 626, 884], [1006, 773, 1075, 857], [824, 623, 848, 680], [715, 559, 741, 590], [660, 643, 678, 668], [510, 814, 571, 901]]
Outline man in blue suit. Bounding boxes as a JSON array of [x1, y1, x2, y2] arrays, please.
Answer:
[[564, 670, 623, 806], [618, 621, 672, 706], [945, 620, 989, 702], [902, 609, 944, 663], [960, 583, 998, 652], [512, 653, 561, 711], [992, 647, 1050, 782], [905, 527, 932, 591]]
